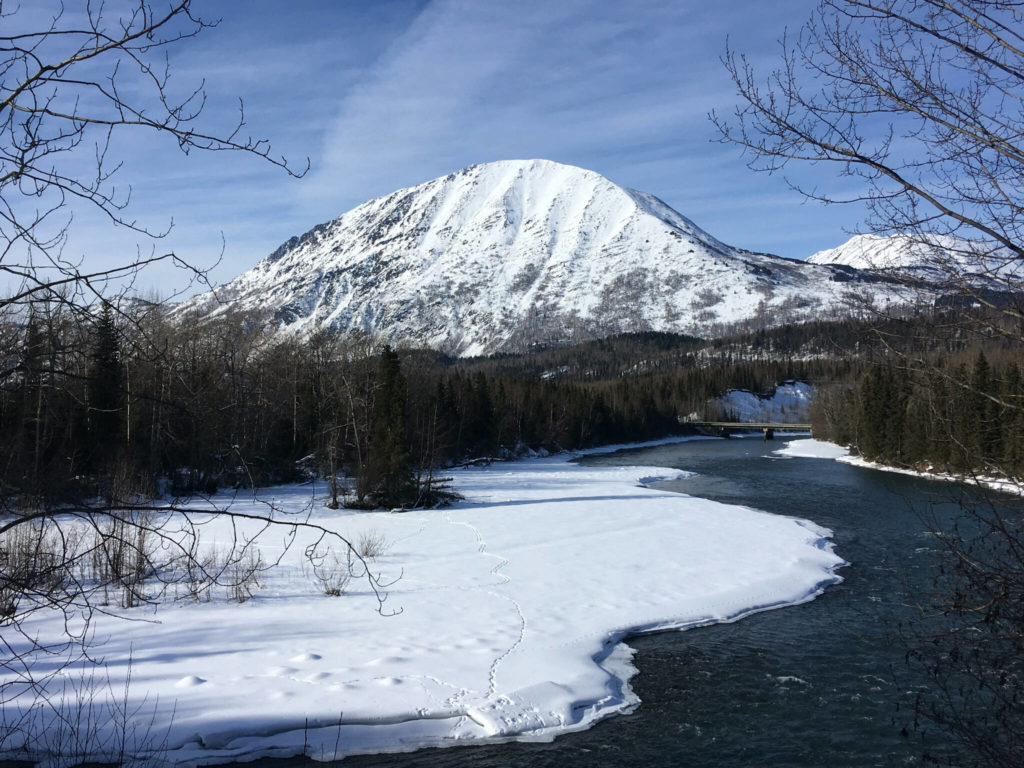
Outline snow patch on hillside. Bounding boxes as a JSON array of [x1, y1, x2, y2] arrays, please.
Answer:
[[714, 381, 814, 423], [807, 233, 1022, 284], [178, 160, 908, 356]]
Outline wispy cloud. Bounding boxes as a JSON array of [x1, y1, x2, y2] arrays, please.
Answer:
[[300, 0, 857, 261], [35, 0, 869, 295], [309, 0, 730, 201]]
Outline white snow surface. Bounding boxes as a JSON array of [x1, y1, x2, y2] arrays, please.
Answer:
[[773, 439, 850, 460], [807, 233, 1023, 286], [837, 454, 1024, 496], [774, 440, 1023, 495], [714, 381, 814, 422], [179, 159, 909, 356], [3, 451, 845, 767]]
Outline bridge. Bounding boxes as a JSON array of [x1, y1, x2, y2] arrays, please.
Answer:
[[685, 421, 813, 440]]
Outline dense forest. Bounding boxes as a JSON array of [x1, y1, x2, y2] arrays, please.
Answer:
[[3, 299, 1022, 512], [812, 351, 1024, 478]]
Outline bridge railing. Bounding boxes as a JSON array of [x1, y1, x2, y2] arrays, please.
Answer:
[[684, 421, 812, 430]]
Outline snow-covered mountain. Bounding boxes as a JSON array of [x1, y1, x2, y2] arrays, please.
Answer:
[[807, 233, 1021, 287], [713, 382, 814, 423], [182, 159, 909, 356]]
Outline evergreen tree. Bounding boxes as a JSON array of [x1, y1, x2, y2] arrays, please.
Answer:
[[950, 362, 975, 472], [971, 351, 1001, 466], [87, 302, 123, 469], [1003, 364, 1024, 478], [467, 371, 496, 455], [364, 346, 414, 507], [858, 366, 886, 461]]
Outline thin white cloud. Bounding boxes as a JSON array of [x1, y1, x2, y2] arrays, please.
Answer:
[[299, 0, 851, 264], [308, 0, 733, 205], [10, 0, 867, 297]]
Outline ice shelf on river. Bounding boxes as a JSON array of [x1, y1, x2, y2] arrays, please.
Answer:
[[2, 447, 846, 766]]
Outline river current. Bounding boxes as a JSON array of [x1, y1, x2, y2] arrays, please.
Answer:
[[263, 436, 992, 767]]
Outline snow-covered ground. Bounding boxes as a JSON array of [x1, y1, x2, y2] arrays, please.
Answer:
[[836, 454, 1024, 496], [773, 439, 850, 460], [774, 438, 1023, 495], [714, 381, 814, 422], [3, 450, 845, 767]]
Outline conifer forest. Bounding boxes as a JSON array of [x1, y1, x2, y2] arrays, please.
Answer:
[[3, 301, 1021, 512]]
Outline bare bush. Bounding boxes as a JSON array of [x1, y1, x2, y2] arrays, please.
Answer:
[[0, 654, 170, 765], [177, 541, 265, 604], [226, 548, 264, 604], [89, 513, 158, 609], [356, 528, 390, 560], [182, 545, 218, 603], [310, 546, 354, 597], [0, 522, 68, 621]]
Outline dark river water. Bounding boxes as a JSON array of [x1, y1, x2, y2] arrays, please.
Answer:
[[260, 436, 996, 768]]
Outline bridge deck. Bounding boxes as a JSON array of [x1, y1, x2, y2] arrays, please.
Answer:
[[687, 422, 812, 430]]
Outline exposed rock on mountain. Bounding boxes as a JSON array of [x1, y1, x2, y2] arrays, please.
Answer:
[[182, 159, 911, 356]]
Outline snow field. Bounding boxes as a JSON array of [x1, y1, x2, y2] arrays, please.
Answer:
[[772, 438, 851, 460], [714, 381, 815, 423], [3, 451, 846, 766]]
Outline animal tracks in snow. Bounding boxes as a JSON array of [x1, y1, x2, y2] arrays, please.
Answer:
[[440, 507, 528, 702], [7, 453, 844, 766]]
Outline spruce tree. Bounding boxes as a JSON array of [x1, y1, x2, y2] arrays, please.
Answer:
[[87, 302, 123, 469], [950, 362, 975, 471], [971, 351, 1001, 466], [365, 346, 414, 507], [1003, 364, 1024, 478], [468, 371, 496, 455]]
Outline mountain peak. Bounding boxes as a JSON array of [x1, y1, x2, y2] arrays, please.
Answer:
[[808, 232, 1021, 284], [183, 161, 898, 356]]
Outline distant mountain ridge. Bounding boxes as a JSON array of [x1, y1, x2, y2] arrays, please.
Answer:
[[808, 233, 1021, 287], [181, 159, 917, 356]]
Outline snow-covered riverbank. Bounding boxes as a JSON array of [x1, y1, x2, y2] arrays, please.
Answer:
[[3, 447, 845, 767], [837, 454, 1024, 496], [772, 438, 851, 460], [774, 438, 1024, 496]]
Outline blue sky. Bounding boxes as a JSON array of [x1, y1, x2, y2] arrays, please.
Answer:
[[57, 0, 872, 296]]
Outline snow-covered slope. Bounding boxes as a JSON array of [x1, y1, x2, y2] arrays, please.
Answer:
[[807, 233, 1021, 286], [714, 381, 814, 423], [182, 160, 907, 356]]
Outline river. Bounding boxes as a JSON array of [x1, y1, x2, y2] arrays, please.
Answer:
[[257, 436, 994, 767]]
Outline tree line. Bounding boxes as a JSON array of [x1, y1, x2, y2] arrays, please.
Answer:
[[812, 349, 1024, 479], [4, 302, 918, 512]]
